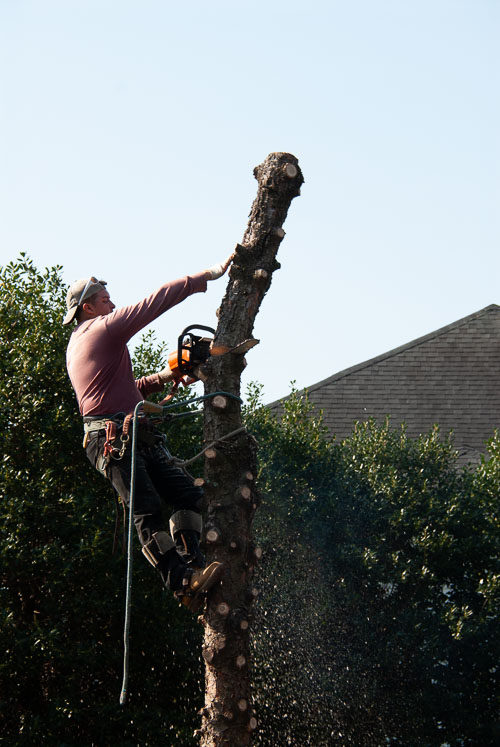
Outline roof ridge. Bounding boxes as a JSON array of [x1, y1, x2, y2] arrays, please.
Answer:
[[268, 304, 500, 405]]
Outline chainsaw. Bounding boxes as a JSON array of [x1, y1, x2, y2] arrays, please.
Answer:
[[162, 324, 258, 402]]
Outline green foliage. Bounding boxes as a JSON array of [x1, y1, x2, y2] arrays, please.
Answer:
[[246, 387, 500, 746], [245, 382, 338, 527], [0, 255, 202, 746]]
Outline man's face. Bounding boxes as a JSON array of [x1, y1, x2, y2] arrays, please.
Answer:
[[86, 289, 115, 317]]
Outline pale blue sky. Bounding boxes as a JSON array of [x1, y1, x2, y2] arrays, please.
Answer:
[[1, 0, 498, 403]]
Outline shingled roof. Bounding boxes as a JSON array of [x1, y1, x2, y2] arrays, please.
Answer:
[[270, 305, 500, 464]]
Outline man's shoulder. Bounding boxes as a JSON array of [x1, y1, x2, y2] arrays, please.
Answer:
[[68, 317, 108, 344]]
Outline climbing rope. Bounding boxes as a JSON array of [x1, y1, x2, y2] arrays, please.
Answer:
[[119, 399, 143, 706], [119, 390, 244, 706], [169, 425, 247, 468]]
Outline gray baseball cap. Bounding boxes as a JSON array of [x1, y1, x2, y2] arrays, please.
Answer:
[[63, 276, 107, 326]]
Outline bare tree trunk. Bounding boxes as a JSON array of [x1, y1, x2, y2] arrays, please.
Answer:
[[199, 153, 303, 746]]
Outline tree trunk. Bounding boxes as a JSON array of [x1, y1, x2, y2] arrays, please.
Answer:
[[199, 153, 303, 746]]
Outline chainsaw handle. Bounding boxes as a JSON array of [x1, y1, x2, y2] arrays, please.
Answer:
[[178, 324, 215, 376], [180, 324, 215, 338]]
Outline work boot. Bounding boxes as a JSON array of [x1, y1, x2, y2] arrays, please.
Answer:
[[155, 547, 188, 591], [142, 530, 188, 590], [173, 529, 206, 569], [169, 510, 206, 569], [175, 561, 224, 612]]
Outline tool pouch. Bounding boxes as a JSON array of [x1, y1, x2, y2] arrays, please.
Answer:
[[96, 452, 110, 477]]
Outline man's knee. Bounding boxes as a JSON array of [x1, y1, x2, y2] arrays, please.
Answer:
[[173, 478, 204, 512], [169, 509, 202, 538]]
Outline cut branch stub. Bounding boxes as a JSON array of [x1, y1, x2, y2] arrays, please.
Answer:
[[211, 395, 228, 410], [206, 527, 222, 544], [253, 269, 268, 281], [217, 602, 230, 617], [235, 655, 246, 669], [237, 699, 248, 712], [237, 485, 252, 502], [284, 162, 298, 178]]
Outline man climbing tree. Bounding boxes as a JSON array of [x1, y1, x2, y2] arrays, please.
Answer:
[[63, 151, 303, 747], [64, 256, 232, 611]]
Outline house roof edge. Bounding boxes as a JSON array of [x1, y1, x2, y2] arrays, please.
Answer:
[[267, 304, 500, 408]]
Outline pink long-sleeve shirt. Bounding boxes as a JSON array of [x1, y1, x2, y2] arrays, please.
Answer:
[[66, 273, 207, 417]]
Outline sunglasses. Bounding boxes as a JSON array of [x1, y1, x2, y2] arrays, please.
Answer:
[[78, 277, 107, 307]]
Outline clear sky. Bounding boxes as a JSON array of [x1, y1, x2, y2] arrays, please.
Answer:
[[1, 0, 498, 403]]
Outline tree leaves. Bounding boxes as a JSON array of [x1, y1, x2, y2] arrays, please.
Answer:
[[0, 255, 202, 746], [246, 387, 500, 745]]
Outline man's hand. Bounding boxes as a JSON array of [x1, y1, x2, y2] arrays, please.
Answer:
[[204, 251, 235, 281], [157, 364, 174, 384]]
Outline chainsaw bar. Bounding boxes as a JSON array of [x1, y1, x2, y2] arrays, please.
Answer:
[[210, 338, 259, 357]]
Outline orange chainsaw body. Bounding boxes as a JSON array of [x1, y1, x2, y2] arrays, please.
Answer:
[[167, 347, 192, 383], [159, 324, 259, 405]]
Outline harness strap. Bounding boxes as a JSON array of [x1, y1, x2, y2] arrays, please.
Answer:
[[103, 420, 118, 459], [84, 418, 112, 433], [122, 413, 134, 439]]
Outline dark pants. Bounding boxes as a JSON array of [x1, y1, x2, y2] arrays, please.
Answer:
[[85, 429, 203, 585]]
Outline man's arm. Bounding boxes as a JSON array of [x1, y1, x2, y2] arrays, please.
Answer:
[[131, 252, 235, 397], [135, 372, 168, 400], [104, 253, 235, 345]]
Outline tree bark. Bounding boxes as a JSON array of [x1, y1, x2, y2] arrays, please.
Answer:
[[199, 153, 303, 746]]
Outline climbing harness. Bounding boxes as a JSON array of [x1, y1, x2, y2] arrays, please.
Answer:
[[103, 419, 130, 461], [118, 390, 243, 706]]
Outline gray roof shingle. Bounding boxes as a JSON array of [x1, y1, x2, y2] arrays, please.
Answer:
[[269, 305, 500, 463]]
